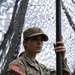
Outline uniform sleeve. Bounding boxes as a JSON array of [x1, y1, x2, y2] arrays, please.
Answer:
[[40, 59, 72, 75], [6, 70, 20, 75], [6, 57, 27, 75], [6, 65, 24, 75], [62, 59, 72, 75], [50, 59, 72, 75], [40, 64, 56, 75]]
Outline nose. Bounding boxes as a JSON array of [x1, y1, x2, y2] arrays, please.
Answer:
[[37, 39, 43, 45]]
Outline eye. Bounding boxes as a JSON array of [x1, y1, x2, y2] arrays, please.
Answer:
[[30, 37, 38, 41], [29, 36, 44, 42], [40, 39, 43, 42]]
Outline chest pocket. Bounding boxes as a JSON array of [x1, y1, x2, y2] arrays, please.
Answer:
[[39, 64, 50, 75], [20, 58, 34, 75], [26, 67, 33, 75], [41, 68, 50, 75], [27, 66, 41, 75]]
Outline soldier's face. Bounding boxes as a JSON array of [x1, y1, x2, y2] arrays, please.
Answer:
[[24, 35, 43, 54]]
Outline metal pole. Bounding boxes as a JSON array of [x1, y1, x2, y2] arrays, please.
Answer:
[[56, 0, 62, 75]]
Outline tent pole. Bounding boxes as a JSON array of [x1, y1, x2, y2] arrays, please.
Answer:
[[56, 0, 62, 75]]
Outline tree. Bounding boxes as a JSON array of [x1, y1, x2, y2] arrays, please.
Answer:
[[0, 0, 29, 75], [62, 1, 75, 31], [72, 70, 75, 75]]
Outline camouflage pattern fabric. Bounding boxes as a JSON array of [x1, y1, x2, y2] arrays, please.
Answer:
[[6, 54, 71, 75]]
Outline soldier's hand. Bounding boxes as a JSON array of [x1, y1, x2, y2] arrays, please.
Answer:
[[53, 41, 66, 62]]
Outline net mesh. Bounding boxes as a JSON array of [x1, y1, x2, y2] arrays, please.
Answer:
[[0, 0, 75, 73]]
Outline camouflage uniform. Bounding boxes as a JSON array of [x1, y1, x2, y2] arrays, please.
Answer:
[[7, 53, 71, 75]]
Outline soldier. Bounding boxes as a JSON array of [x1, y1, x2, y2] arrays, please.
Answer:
[[7, 27, 71, 75]]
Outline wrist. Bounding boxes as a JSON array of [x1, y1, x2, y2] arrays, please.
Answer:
[[62, 58, 67, 63]]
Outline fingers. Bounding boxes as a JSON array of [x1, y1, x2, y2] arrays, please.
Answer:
[[55, 47, 66, 53], [53, 41, 66, 53], [53, 41, 66, 62], [53, 41, 64, 47]]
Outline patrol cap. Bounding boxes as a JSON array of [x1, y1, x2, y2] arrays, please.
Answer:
[[23, 27, 48, 41]]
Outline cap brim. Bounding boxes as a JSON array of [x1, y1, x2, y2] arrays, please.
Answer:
[[28, 33, 48, 41]]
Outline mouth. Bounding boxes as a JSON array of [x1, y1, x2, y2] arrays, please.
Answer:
[[36, 46, 42, 49]]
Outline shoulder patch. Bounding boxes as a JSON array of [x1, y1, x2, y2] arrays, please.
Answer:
[[11, 65, 24, 75]]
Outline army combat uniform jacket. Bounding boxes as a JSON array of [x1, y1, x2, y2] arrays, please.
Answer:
[[7, 54, 71, 75]]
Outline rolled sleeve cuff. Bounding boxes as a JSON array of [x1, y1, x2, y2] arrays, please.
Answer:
[[63, 58, 72, 75]]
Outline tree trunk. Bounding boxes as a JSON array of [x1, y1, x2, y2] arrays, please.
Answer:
[[62, 2, 75, 31], [0, 0, 29, 75], [72, 70, 75, 75]]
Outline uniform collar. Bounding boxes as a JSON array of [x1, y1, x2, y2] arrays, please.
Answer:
[[23, 53, 40, 71]]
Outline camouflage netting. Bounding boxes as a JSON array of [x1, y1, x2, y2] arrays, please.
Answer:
[[0, 0, 75, 73]]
